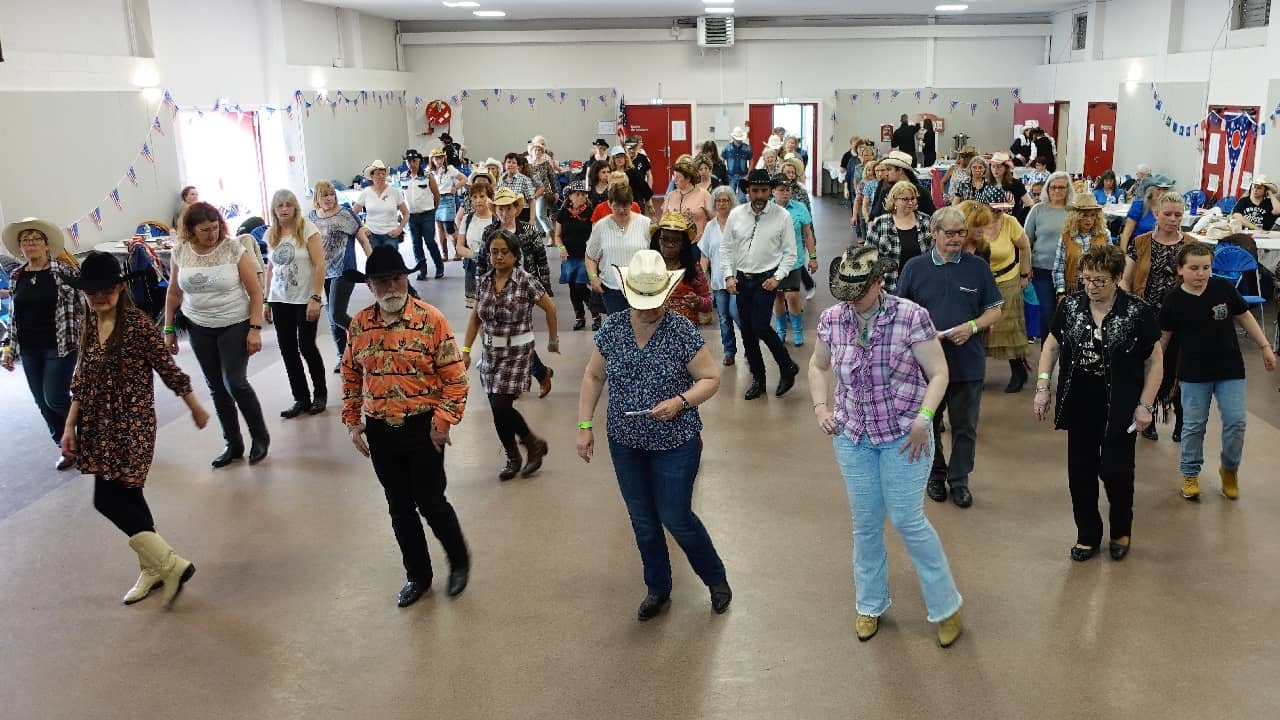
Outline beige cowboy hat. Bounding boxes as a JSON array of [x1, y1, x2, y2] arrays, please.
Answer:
[[650, 211, 696, 242], [1069, 193, 1102, 211], [878, 150, 915, 172], [529, 135, 548, 149], [1251, 174, 1278, 193], [730, 127, 749, 142], [3, 217, 67, 259], [364, 159, 391, 178], [763, 135, 783, 151], [492, 186, 525, 208], [829, 246, 891, 302], [989, 151, 1014, 167], [958, 145, 978, 157], [616, 249, 683, 311], [428, 147, 446, 158]]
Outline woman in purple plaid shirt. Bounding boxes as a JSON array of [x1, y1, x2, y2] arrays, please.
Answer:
[[808, 245, 964, 648]]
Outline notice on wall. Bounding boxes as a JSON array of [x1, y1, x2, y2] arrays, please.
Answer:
[[1208, 134, 1221, 164], [1242, 171, 1253, 188], [1088, 124, 1095, 142], [671, 120, 687, 142], [1025, 119, 1040, 128], [597, 121, 616, 135], [1207, 174, 1220, 192], [1102, 133, 1107, 152]]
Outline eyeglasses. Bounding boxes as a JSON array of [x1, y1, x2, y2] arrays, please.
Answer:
[[1081, 276, 1112, 287], [940, 228, 968, 238]]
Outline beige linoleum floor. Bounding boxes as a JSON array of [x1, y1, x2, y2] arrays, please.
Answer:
[[2, 198, 1279, 720]]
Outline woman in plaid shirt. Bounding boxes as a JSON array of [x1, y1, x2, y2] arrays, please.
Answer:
[[462, 229, 559, 481], [809, 246, 964, 648]]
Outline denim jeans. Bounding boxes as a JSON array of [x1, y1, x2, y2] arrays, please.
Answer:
[[368, 232, 400, 250], [712, 289, 740, 357], [1179, 379, 1247, 477], [601, 287, 628, 314], [407, 210, 443, 274], [18, 346, 76, 445], [463, 258, 476, 299], [609, 436, 726, 597], [325, 275, 354, 359], [1031, 268, 1055, 342], [534, 195, 554, 236], [833, 432, 962, 622]]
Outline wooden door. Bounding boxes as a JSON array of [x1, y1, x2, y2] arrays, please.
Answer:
[[622, 104, 691, 202], [748, 103, 774, 162], [1201, 105, 1260, 202], [1084, 102, 1117, 180]]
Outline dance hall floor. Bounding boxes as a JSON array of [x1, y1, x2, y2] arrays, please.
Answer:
[[2, 198, 1278, 719]]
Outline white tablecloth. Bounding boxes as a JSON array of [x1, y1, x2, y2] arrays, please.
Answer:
[[91, 237, 174, 261], [1103, 204, 1201, 229]]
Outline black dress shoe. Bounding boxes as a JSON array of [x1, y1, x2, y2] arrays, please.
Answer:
[[280, 401, 308, 419], [248, 438, 269, 465], [446, 567, 469, 597], [307, 395, 326, 415], [927, 473, 949, 502], [397, 580, 429, 607], [1070, 545, 1098, 562], [573, 316, 586, 331], [744, 378, 766, 400], [416, 271, 430, 281], [637, 594, 671, 621], [434, 270, 445, 280], [211, 445, 244, 468], [710, 581, 732, 614], [1109, 541, 1131, 561], [950, 486, 973, 508], [775, 364, 799, 397]]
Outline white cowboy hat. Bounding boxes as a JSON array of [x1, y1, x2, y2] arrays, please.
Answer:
[[1251, 174, 1278, 193], [364, 159, 390, 178], [878, 150, 915, 172], [763, 135, 783, 151], [730, 127, 748, 142], [3, 217, 67, 259], [615, 249, 683, 311]]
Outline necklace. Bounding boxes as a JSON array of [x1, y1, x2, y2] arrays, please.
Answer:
[[853, 299, 883, 348]]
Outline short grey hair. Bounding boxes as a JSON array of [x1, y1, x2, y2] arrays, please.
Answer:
[[1044, 171, 1075, 204], [931, 206, 966, 232], [710, 185, 737, 207]]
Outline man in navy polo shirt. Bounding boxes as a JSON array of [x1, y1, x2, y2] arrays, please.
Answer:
[[896, 207, 1003, 509]]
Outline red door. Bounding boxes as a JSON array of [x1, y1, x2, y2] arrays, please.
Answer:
[[748, 104, 774, 163], [1200, 105, 1260, 203], [623, 105, 692, 202], [1084, 102, 1117, 180], [1012, 102, 1057, 147]]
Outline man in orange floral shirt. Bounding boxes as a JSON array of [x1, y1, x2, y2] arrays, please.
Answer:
[[341, 245, 470, 608]]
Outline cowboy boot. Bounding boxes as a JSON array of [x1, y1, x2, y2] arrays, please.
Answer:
[[790, 310, 805, 347], [520, 433, 548, 477], [772, 312, 787, 341], [122, 545, 164, 605], [128, 532, 195, 608]]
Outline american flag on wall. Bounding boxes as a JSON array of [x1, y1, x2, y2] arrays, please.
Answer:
[[616, 95, 628, 143], [141, 143, 155, 164], [89, 208, 103, 231], [109, 189, 122, 211]]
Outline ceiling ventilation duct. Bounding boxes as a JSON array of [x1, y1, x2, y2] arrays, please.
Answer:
[[697, 15, 734, 47]]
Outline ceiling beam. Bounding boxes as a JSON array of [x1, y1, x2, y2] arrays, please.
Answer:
[[401, 24, 1053, 46]]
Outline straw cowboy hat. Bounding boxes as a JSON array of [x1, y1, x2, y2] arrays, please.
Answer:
[[730, 127, 749, 142], [650, 212, 696, 242], [878, 150, 915, 172], [958, 145, 978, 157], [615, 249, 683, 311], [1069, 193, 1102, 211], [671, 156, 699, 183], [529, 136, 548, 150], [492, 186, 526, 211], [1251, 174, 1278, 193], [830, 246, 892, 302], [428, 147, 446, 158], [3, 217, 67, 259], [364, 159, 391, 178]]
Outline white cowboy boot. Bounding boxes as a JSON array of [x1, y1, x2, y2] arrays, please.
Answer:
[[128, 532, 196, 608]]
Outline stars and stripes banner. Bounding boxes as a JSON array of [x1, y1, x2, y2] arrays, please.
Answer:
[[991, 97, 1000, 110], [127, 166, 139, 186], [110, 189, 122, 211], [579, 98, 587, 111], [913, 90, 922, 103], [68, 224, 80, 246], [616, 96, 629, 143], [140, 143, 155, 163], [152, 116, 165, 136], [89, 208, 103, 231], [1011, 87, 1023, 103], [481, 98, 490, 110]]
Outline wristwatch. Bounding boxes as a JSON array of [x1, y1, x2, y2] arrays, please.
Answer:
[[1138, 402, 1156, 415]]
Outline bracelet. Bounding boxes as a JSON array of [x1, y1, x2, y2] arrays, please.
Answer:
[[461, 346, 471, 353], [248, 324, 263, 331], [813, 401, 827, 409], [587, 272, 598, 280], [577, 420, 593, 430], [967, 319, 978, 333], [808, 253, 818, 260], [678, 393, 690, 411], [548, 337, 559, 345], [917, 407, 935, 421], [310, 294, 322, 302], [163, 325, 176, 334], [1035, 386, 1051, 393], [1037, 372, 1051, 380], [557, 245, 567, 251], [1138, 401, 1156, 414]]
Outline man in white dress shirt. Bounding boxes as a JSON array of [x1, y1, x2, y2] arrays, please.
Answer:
[[721, 169, 800, 400]]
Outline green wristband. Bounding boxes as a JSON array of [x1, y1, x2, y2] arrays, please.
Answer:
[[578, 421, 593, 430], [918, 407, 936, 421], [163, 325, 176, 334], [968, 320, 978, 333]]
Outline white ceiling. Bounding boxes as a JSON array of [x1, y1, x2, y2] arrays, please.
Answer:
[[307, 0, 1077, 22]]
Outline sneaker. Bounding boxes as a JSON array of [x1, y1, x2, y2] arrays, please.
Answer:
[[1219, 467, 1239, 500], [1181, 475, 1201, 500], [856, 613, 879, 641], [805, 286, 817, 301]]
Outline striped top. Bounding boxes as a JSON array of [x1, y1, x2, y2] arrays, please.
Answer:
[[585, 213, 653, 290], [340, 297, 469, 433]]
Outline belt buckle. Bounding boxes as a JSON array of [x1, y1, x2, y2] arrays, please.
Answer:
[[384, 415, 406, 428]]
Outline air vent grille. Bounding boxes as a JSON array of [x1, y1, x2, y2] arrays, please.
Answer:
[[697, 16, 734, 47]]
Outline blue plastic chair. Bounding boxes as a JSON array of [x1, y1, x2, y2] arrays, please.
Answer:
[[1183, 189, 1206, 209], [1216, 196, 1238, 214], [136, 221, 172, 238], [1213, 243, 1267, 327]]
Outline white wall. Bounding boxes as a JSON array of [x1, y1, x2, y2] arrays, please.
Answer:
[[283, 0, 342, 67], [300, 93, 413, 189], [360, 15, 399, 71], [1100, 0, 1165, 59], [0, 0, 133, 57]]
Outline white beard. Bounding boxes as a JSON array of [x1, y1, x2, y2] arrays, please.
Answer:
[[376, 294, 408, 317]]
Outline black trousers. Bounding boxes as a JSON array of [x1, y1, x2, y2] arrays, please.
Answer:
[[488, 393, 531, 452], [568, 282, 604, 318], [1065, 374, 1136, 547], [365, 415, 469, 583], [735, 273, 795, 381], [187, 320, 269, 449], [271, 302, 327, 404], [94, 476, 155, 537], [931, 379, 983, 489]]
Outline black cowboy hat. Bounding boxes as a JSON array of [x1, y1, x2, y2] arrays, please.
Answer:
[[592, 138, 610, 148], [404, 148, 424, 161], [738, 168, 782, 193], [69, 251, 146, 292], [341, 245, 424, 283]]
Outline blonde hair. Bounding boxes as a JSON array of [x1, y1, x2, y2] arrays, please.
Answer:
[[862, 161, 878, 180], [1155, 190, 1184, 210], [884, 180, 920, 212], [784, 156, 805, 178], [266, 189, 307, 249], [312, 180, 336, 209], [606, 170, 630, 187], [1064, 206, 1108, 246], [958, 200, 992, 256]]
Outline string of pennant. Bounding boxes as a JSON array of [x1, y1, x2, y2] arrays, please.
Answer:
[[834, 87, 1023, 116], [60, 88, 409, 247], [446, 87, 619, 112], [1149, 83, 1268, 140]]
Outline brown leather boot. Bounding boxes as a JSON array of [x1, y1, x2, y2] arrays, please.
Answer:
[[520, 434, 548, 477], [499, 445, 522, 481]]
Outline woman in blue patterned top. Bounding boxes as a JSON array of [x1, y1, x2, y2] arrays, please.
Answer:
[[576, 249, 730, 623]]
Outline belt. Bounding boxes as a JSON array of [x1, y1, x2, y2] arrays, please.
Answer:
[[737, 267, 778, 280], [368, 411, 432, 429], [484, 332, 535, 348]]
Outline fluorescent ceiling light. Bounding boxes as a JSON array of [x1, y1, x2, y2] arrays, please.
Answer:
[[703, 0, 734, 4], [935, 4, 969, 10], [443, 2, 479, 7], [473, 10, 506, 16], [706, 6, 735, 12]]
